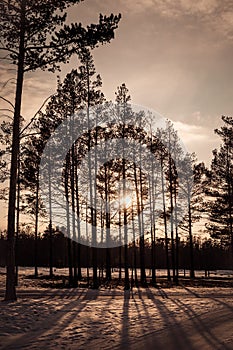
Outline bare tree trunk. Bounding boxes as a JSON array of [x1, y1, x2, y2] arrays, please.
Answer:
[[118, 218, 122, 280], [86, 63, 98, 288], [105, 161, 111, 281], [100, 207, 104, 282], [71, 144, 77, 287], [65, 154, 73, 286], [160, 156, 171, 281], [5, 0, 26, 301], [85, 204, 90, 284], [34, 170, 39, 278], [226, 146, 233, 260], [75, 165, 82, 281], [174, 180, 179, 284], [150, 137, 157, 285], [122, 123, 129, 290], [123, 159, 129, 290], [118, 182, 122, 280], [15, 156, 20, 286], [131, 205, 138, 286], [139, 167, 146, 285], [149, 176, 156, 285], [133, 163, 145, 285], [188, 200, 195, 279], [48, 143, 53, 278], [168, 139, 176, 282]]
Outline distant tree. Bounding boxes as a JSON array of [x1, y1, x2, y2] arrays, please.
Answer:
[[156, 121, 181, 283], [157, 135, 171, 281], [179, 155, 207, 278], [29, 50, 105, 286], [21, 133, 46, 278], [206, 116, 233, 255], [115, 83, 131, 289]]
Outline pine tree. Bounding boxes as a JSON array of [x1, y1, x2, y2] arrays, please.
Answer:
[[20, 137, 41, 278], [179, 155, 207, 278], [25, 50, 105, 286], [206, 116, 233, 255], [115, 83, 131, 290]]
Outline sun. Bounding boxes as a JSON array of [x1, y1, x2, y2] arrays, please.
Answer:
[[119, 194, 133, 209]]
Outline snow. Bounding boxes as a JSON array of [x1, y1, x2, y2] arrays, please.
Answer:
[[0, 268, 232, 349]]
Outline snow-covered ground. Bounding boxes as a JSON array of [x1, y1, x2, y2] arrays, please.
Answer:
[[0, 268, 232, 349]]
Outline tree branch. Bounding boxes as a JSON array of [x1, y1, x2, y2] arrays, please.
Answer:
[[0, 78, 16, 93], [0, 47, 18, 55], [0, 96, 14, 109], [0, 108, 14, 114], [20, 93, 55, 136], [0, 114, 13, 120]]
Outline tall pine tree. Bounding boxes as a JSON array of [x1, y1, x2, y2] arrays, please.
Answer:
[[206, 116, 233, 256]]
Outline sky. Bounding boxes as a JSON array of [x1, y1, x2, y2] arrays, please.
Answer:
[[1, 0, 233, 230]]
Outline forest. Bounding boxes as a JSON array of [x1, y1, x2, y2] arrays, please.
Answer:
[[1, 50, 233, 289], [0, 0, 232, 297], [1, 2, 233, 349]]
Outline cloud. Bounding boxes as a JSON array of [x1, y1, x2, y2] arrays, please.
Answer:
[[123, 0, 219, 16], [120, 0, 233, 40], [173, 119, 220, 164], [179, 0, 219, 15]]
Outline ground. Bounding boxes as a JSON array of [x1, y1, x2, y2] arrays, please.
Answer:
[[0, 268, 232, 350]]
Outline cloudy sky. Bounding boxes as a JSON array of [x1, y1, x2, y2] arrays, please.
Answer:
[[1, 0, 233, 229]]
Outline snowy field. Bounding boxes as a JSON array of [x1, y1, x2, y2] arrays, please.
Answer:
[[0, 268, 232, 350]]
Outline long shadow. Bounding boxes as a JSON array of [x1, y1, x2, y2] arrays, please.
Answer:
[[2, 289, 99, 350], [139, 287, 162, 334], [178, 284, 232, 347], [118, 286, 168, 349], [210, 297, 233, 312], [1, 288, 87, 301], [119, 290, 130, 349], [157, 287, 169, 299], [80, 288, 118, 348], [173, 298, 230, 349], [180, 284, 200, 298], [144, 287, 195, 350], [134, 287, 155, 336]]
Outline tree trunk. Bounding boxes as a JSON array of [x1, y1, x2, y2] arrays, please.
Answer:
[[65, 154, 73, 286], [5, 0, 26, 301], [34, 170, 39, 278], [150, 143, 157, 285], [48, 143, 53, 278], [149, 176, 156, 285], [168, 148, 176, 282], [86, 63, 98, 289], [160, 157, 171, 281], [131, 206, 138, 286], [75, 166, 82, 281], [105, 162, 111, 281], [71, 145, 77, 287], [118, 215, 122, 280], [123, 160, 129, 289], [174, 179, 179, 284], [15, 156, 20, 286], [188, 201, 195, 278]]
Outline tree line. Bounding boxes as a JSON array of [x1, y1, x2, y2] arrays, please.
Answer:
[[0, 229, 231, 275]]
